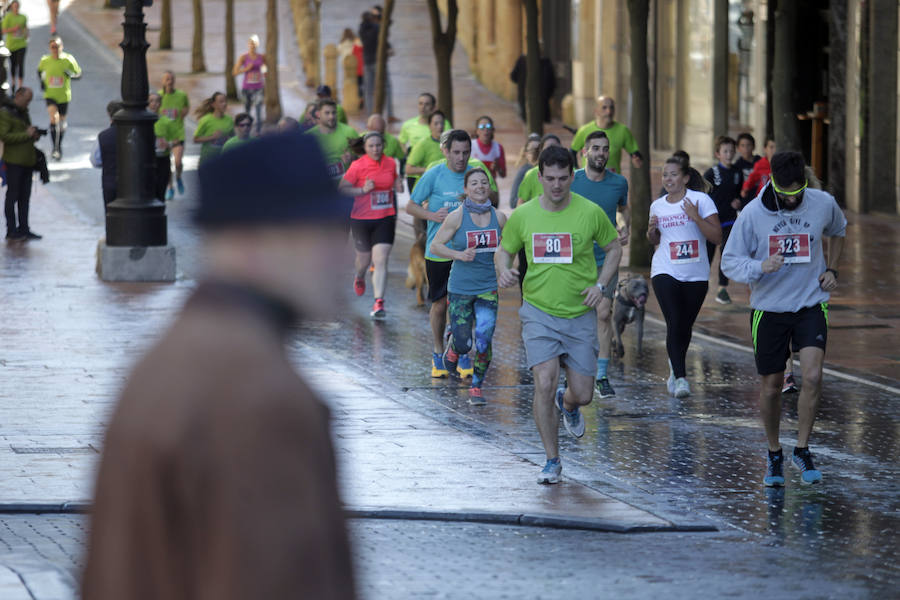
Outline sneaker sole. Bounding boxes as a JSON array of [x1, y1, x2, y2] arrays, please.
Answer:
[[715, 298, 731, 305], [537, 473, 561, 484], [457, 369, 474, 378], [763, 478, 785, 487], [597, 387, 616, 399], [674, 388, 690, 398], [431, 369, 449, 378], [468, 396, 486, 406], [370, 311, 386, 320]]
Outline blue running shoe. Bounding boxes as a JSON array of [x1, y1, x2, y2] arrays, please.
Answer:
[[456, 354, 473, 378], [537, 458, 562, 484], [555, 388, 585, 438], [431, 352, 449, 378], [176, 177, 185, 195], [791, 447, 822, 484], [764, 450, 785, 487], [165, 187, 175, 201]]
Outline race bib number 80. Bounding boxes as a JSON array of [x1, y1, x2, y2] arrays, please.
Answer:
[[769, 233, 810, 263], [532, 233, 573, 264], [466, 229, 499, 253]]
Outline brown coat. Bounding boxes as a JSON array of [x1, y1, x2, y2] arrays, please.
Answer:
[[82, 284, 355, 600]]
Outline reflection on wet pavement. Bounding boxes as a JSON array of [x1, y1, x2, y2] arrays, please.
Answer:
[[292, 256, 899, 591]]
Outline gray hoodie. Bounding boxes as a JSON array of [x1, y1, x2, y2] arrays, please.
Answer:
[[721, 185, 846, 312]]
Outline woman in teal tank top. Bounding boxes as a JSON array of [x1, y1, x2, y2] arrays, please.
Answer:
[[430, 169, 507, 403]]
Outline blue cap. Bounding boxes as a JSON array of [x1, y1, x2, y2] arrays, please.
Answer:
[[196, 130, 351, 229]]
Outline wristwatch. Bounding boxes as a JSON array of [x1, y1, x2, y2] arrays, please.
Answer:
[[596, 283, 606, 293], [825, 268, 838, 279]]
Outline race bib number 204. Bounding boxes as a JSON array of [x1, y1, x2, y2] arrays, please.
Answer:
[[532, 233, 573, 264]]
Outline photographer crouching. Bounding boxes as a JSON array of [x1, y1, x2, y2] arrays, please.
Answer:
[[0, 87, 49, 241]]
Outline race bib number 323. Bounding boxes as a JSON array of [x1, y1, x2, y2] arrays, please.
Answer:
[[532, 233, 573, 264], [769, 233, 810, 263]]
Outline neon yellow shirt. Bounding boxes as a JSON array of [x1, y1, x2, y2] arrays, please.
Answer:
[[398, 116, 452, 149], [38, 52, 82, 104], [570, 121, 639, 173], [2, 13, 27, 52], [500, 193, 618, 318]]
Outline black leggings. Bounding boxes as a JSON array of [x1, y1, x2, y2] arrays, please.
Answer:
[[9, 48, 25, 80], [652, 274, 708, 378]]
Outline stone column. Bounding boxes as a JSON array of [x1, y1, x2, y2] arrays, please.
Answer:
[[496, 0, 522, 101], [712, 0, 729, 137], [828, 0, 847, 206], [324, 43, 337, 92], [866, 0, 898, 213]]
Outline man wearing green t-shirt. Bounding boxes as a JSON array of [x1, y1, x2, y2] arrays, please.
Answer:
[[37, 36, 81, 160], [147, 92, 181, 202], [159, 71, 190, 197], [570, 96, 643, 174], [405, 110, 446, 190], [308, 98, 358, 180], [398, 92, 451, 152], [2, 1, 28, 92], [496, 146, 621, 485], [223, 113, 255, 153], [516, 134, 562, 207], [365, 114, 404, 160]]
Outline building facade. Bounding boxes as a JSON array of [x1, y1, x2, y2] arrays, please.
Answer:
[[451, 0, 899, 215]]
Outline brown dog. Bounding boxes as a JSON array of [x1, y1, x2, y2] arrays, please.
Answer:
[[406, 227, 427, 306]]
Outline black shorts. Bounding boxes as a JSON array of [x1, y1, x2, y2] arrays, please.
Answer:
[[45, 99, 69, 116], [171, 140, 185, 148], [425, 258, 453, 303], [751, 303, 828, 375], [350, 216, 395, 252]]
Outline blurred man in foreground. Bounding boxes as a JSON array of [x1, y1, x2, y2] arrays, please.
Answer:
[[82, 132, 356, 600]]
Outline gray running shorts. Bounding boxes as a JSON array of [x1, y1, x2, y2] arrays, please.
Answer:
[[519, 301, 599, 378]]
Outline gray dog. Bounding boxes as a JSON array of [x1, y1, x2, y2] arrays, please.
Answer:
[[612, 275, 648, 357]]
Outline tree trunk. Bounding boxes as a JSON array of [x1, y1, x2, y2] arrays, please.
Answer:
[[225, 0, 238, 100], [627, 0, 652, 267], [159, 0, 172, 50], [191, 0, 206, 73], [523, 0, 542, 136], [264, 0, 283, 123], [772, 0, 800, 150], [374, 0, 395, 115], [426, 0, 457, 124]]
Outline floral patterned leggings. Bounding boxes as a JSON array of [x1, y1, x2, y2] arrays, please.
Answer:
[[448, 291, 499, 386]]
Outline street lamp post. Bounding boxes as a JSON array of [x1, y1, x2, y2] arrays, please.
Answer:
[[98, 0, 175, 281]]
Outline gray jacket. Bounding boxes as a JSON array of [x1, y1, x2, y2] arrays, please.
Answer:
[[721, 185, 847, 312]]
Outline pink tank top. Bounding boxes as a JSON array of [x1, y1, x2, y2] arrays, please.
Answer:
[[241, 54, 265, 90]]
